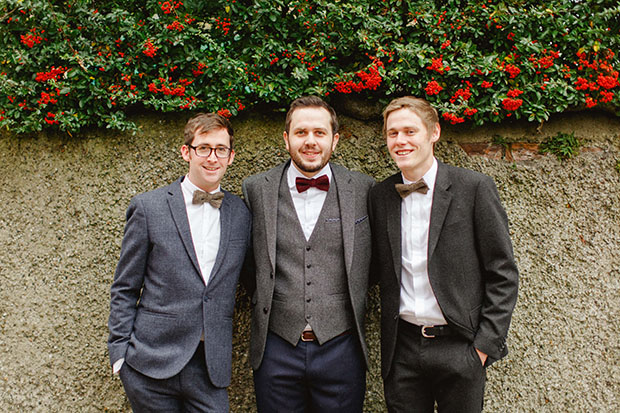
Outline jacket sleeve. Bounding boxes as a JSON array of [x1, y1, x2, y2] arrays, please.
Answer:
[[472, 176, 519, 363], [107, 196, 149, 366]]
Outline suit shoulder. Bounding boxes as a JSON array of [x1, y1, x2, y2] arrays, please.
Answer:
[[331, 163, 375, 187], [442, 162, 495, 186], [130, 179, 180, 204], [242, 163, 286, 188]]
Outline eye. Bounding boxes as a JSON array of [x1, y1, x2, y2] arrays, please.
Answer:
[[387, 131, 397, 138], [197, 145, 210, 151]]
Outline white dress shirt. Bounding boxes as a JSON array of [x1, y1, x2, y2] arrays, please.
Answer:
[[181, 176, 221, 287], [399, 158, 447, 326], [287, 163, 332, 240]]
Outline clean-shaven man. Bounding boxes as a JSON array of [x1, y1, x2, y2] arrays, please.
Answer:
[[369, 96, 518, 412], [108, 113, 251, 412], [242, 96, 374, 412]]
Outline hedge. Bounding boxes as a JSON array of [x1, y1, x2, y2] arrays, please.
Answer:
[[1, 0, 619, 134]]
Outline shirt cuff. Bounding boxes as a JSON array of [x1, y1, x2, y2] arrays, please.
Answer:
[[112, 358, 125, 374]]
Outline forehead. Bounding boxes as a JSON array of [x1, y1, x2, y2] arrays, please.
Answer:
[[386, 108, 426, 130], [289, 107, 331, 130], [192, 127, 230, 145]]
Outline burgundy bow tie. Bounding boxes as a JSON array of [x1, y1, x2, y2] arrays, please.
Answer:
[[296, 175, 330, 193]]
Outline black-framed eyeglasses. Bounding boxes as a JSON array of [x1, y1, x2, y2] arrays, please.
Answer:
[[187, 144, 232, 158]]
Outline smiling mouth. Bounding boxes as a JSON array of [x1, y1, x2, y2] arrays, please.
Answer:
[[302, 151, 320, 158], [395, 149, 414, 156]]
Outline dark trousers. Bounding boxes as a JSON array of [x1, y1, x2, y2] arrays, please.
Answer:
[[254, 331, 366, 413], [384, 320, 486, 413], [119, 342, 229, 413]]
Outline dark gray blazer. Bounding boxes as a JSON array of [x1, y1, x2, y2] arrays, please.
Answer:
[[242, 161, 374, 370], [369, 160, 518, 378], [108, 177, 251, 387]]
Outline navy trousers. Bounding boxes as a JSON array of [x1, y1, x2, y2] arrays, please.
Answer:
[[254, 331, 366, 413], [384, 319, 486, 413], [119, 342, 229, 413]]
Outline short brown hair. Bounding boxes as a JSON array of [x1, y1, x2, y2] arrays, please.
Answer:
[[183, 113, 234, 148], [285, 96, 339, 135], [382, 96, 439, 138]]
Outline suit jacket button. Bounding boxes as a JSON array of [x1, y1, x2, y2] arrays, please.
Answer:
[[263, 307, 268, 314], [306, 264, 311, 269], [306, 298, 311, 303], [270, 271, 274, 279]]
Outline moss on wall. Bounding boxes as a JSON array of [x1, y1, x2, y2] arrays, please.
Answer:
[[0, 110, 618, 412]]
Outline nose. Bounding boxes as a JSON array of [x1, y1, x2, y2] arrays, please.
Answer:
[[394, 131, 407, 144], [205, 148, 219, 161], [305, 132, 318, 146]]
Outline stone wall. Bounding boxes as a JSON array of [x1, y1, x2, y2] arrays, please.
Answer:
[[0, 110, 618, 412]]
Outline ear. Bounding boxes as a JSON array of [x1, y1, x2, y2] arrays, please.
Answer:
[[283, 131, 290, 151], [227, 150, 235, 166], [430, 123, 441, 144], [181, 144, 191, 162], [332, 132, 339, 151]]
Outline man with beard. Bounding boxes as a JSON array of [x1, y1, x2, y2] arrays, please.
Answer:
[[242, 96, 374, 412]]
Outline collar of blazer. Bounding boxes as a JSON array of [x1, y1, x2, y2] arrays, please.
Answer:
[[384, 161, 453, 281], [166, 177, 232, 285]]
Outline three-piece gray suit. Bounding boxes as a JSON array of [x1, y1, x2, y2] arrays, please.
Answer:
[[368, 160, 519, 411], [241, 161, 374, 410], [108, 177, 251, 410]]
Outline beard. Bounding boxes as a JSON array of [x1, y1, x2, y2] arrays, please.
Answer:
[[289, 147, 332, 175]]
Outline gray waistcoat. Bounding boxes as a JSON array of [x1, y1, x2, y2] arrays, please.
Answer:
[[269, 174, 355, 346]]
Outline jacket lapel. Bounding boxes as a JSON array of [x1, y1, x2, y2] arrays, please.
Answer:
[[386, 174, 404, 283], [261, 162, 287, 272], [208, 190, 232, 285], [332, 164, 354, 276], [167, 178, 202, 277], [428, 161, 452, 260]]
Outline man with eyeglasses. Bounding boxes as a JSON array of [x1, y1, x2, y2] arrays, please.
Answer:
[[242, 96, 374, 412], [108, 113, 251, 412]]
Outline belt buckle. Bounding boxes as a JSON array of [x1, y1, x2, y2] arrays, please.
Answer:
[[421, 325, 436, 338], [301, 331, 314, 342]]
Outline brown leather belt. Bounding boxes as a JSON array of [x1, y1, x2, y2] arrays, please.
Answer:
[[300, 330, 351, 342]]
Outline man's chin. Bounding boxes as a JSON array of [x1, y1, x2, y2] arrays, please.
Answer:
[[294, 161, 325, 175]]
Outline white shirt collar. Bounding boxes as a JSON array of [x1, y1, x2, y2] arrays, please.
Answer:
[[401, 158, 438, 194]]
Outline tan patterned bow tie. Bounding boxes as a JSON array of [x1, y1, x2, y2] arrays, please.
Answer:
[[395, 180, 429, 198], [192, 190, 224, 208]]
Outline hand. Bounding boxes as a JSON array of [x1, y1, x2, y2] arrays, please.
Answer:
[[475, 348, 487, 366]]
